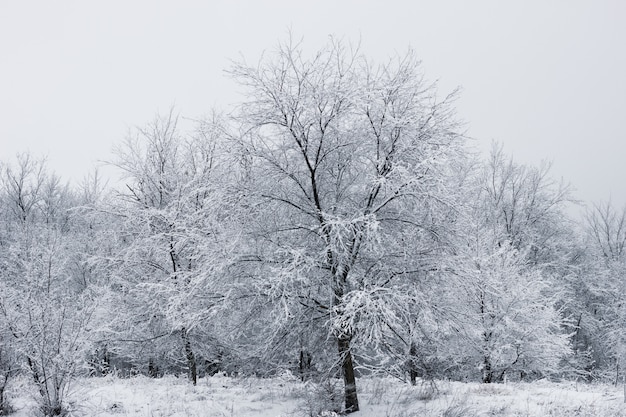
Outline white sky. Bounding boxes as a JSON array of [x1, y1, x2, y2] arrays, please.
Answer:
[[1, 1, 625, 209]]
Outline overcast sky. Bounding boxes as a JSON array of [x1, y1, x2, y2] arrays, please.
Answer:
[[1, 1, 624, 210]]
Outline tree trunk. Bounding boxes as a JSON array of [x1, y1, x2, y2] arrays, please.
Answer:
[[102, 345, 110, 376], [148, 358, 159, 378], [27, 357, 41, 384], [299, 349, 312, 381], [182, 328, 197, 385], [482, 356, 493, 383], [0, 374, 6, 412], [408, 342, 418, 385], [337, 336, 359, 413]]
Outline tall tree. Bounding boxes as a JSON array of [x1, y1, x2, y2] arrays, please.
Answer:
[[230, 38, 463, 412]]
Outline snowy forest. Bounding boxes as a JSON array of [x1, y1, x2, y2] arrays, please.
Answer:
[[1, 40, 625, 416]]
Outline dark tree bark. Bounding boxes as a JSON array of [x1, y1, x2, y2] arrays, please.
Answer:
[[338, 336, 359, 413], [102, 345, 110, 376], [408, 342, 419, 386], [27, 357, 40, 384], [299, 349, 312, 381], [148, 358, 159, 378]]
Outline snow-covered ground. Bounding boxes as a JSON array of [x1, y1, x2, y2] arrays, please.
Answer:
[[5, 373, 626, 416]]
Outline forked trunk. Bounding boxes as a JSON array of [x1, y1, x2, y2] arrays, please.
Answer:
[[337, 335, 359, 413]]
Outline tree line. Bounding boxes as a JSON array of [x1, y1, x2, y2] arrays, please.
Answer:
[[0, 39, 624, 415]]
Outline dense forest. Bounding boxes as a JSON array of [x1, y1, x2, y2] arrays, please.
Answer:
[[1, 40, 624, 415]]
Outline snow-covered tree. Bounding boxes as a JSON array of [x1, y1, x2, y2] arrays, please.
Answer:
[[449, 239, 571, 382], [229, 38, 464, 412], [436, 147, 575, 382], [581, 201, 626, 380], [480, 144, 574, 266], [105, 111, 239, 384], [0, 155, 98, 416]]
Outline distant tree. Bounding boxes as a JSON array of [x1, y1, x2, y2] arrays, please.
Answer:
[[480, 143, 573, 265], [425, 146, 575, 382], [473, 147, 575, 381], [376, 157, 477, 385], [582, 201, 626, 381], [0, 155, 97, 416], [2, 153, 46, 224], [106, 111, 238, 384], [448, 239, 571, 382], [585, 202, 626, 262]]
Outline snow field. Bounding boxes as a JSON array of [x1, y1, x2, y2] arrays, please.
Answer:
[[5, 374, 626, 416]]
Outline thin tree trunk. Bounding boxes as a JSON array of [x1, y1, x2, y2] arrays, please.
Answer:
[[482, 355, 493, 383], [102, 345, 110, 376], [0, 373, 6, 412], [299, 349, 312, 381], [408, 342, 418, 385], [148, 358, 159, 378], [182, 328, 197, 385], [27, 356, 40, 384], [337, 335, 359, 413]]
